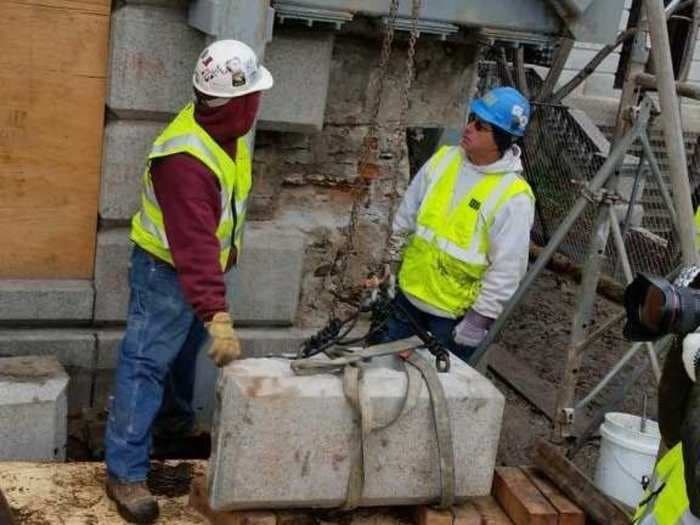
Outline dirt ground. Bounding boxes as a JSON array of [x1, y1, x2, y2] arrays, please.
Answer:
[[492, 267, 660, 478]]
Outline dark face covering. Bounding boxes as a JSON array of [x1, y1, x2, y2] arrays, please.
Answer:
[[194, 91, 262, 153]]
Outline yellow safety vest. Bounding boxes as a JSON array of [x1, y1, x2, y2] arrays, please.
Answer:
[[634, 444, 700, 524], [130, 103, 252, 270], [398, 146, 534, 317], [695, 207, 700, 252]]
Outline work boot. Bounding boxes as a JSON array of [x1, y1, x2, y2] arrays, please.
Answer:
[[105, 478, 159, 524]]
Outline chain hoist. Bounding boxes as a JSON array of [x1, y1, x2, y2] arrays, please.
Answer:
[[319, 0, 422, 320]]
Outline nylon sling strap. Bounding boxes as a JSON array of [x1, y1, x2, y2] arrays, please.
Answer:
[[291, 336, 456, 510]]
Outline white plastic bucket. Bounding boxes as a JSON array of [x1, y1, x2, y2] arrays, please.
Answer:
[[594, 412, 661, 508]]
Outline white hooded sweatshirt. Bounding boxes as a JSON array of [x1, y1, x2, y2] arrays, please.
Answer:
[[391, 145, 534, 319]]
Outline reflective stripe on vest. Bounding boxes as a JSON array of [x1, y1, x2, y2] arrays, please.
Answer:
[[130, 103, 251, 270], [635, 444, 700, 525], [398, 145, 534, 317]]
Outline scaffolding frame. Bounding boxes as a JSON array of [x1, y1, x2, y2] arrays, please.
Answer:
[[469, 0, 700, 449]]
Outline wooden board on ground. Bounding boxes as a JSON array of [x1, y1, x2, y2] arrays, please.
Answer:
[[472, 496, 515, 524], [493, 467, 558, 525], [533, 440, 630, 525], [488, 347, 557, 420], [0, 0, 110, 278], [520, 467, 584, 525], [0, 460, 207, 524]]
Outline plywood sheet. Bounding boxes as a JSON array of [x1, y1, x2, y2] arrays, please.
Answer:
[[0, 0, 110, 277]]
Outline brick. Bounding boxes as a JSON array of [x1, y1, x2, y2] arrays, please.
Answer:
[[453, 502, 483, 525], [0, 356, 68, 461], [0, 280, 93, 324], [257, 32, 335, 133], [0, 330, 96, 416], [520, 467, 584, 525], [107, 4, 205, 118], [415, 507, 453, 525], [93, 229, 133, 323], [208, 350, 505, 510], [492, 467, 557, 525], [100, 120, 164, 223], [472, 496, 514, 524]]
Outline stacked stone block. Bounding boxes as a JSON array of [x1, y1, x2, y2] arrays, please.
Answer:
[[0, 356, 68, 460]]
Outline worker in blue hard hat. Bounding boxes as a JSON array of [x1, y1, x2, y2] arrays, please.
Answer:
[[369, 86, 535, 363]]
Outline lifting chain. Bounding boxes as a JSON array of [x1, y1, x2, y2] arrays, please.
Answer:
[[320, 0, 422, 319]]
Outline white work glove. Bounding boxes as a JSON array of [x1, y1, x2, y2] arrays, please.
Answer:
[[682, 332, 700, 382], [453, 309, 495, 347]]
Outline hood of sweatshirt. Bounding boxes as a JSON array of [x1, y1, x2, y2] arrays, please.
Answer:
[[466, 145, 523, 175]]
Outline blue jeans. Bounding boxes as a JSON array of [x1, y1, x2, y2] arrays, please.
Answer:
[[373, 291, 476, 364], [105, 246, 207, 482]]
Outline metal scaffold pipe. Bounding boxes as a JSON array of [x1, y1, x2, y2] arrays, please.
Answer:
[[644, 0, 698, 265]]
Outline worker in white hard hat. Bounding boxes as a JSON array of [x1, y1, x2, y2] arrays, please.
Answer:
[[103, 40, 273, 523], [369, 87, 535, 364]]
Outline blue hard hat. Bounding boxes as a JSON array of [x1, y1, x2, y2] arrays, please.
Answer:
[[469, 87, 530, 137]]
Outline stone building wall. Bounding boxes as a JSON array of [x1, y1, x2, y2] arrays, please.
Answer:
[[0, 0, 481, 426]]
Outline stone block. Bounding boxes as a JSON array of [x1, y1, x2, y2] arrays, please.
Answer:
[[0, 330, 95, 416], [208, 352, 505, 510], [227, 222, 305, 326], [583, 72, 618, 98], [0, 356, 68, 461], [94, 229, 133, 323], [0, 280, 93, 324], [107, 4, 205, 118], [93, 330, 122, 410], [192, 327, 316, 428], [95, 327, 313, 413], [257, 32, 335, 133], [91, 223, 304, 324], [100, 120, 164, 222]]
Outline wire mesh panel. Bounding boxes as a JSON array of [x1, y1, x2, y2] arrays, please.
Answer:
[[475, 54, 700, 282]]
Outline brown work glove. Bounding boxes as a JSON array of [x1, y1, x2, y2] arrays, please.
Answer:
[[205, 312, 241, 367]]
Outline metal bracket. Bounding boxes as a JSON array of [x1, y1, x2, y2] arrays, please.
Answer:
[[274, 2, 354, 29], [379, 16, 459, 40], [559, 407, 575, 436], [572, 180, 623, 205]]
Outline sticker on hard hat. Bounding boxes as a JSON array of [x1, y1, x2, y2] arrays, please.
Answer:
[[482, 92, 497, 106], [512, 105, 528, 130], [231, 71, 246, 87]]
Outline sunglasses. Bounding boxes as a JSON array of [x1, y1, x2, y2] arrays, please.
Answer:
[[467, 115, 493, 132]]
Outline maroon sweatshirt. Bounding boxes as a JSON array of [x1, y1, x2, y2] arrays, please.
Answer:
[[150, 92, 261, 322]]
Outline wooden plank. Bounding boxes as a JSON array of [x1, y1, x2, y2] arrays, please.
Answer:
[[5, 0, 110, 16], [488, 348, 556, 420], [492, 467, 558, 525], [414, 506, 453, 525], [520, 467, 584, 525], [453, 502, 483, 525], [0, 1, 109, 277], [533, 440, 629, 525], [472, 496, 515, 524]]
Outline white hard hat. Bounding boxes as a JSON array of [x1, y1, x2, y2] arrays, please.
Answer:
[[193, 40, 273, 98]]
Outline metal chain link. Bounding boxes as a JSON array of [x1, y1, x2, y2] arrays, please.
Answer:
[[383, 0, 422, 260], [319, 0, 423, 319]]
